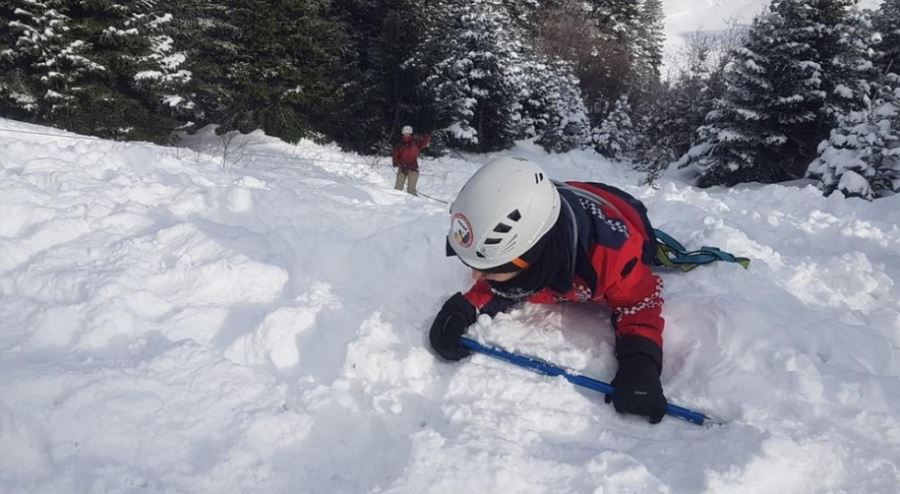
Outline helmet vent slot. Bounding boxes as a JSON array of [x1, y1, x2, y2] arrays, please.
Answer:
[[506, 210, 521, 222], [484, 238, 502, 245], [534, 173, 544, 183], [493, 223, 512, 233]]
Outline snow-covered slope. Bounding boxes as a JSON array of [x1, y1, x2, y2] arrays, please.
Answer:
[[1, 119, 898, 493]]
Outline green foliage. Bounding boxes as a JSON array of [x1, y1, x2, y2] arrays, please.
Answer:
[[411, 0, 522, 151], [323, 0, 429, 154], [0, 0, 189, 141], [530, 59, 591, 153], [807, 7, 900, 199], [0, 0, 627, 157], [593, 94, 636, 159], [679, 0, 861, 187], [179, 0, 344, 143], [874, 0, 900, 72], [807, 78, 900, 199]]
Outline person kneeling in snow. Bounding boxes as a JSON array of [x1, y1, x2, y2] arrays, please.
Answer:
[[430, 156, 668, 424]]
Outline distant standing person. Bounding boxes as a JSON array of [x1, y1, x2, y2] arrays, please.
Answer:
[[392, 125, 431, 196]]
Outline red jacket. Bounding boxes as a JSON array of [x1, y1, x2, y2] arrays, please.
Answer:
[[393, 134, 431, 172], [462, 182, 664, 350]]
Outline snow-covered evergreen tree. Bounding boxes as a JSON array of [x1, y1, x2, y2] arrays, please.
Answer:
[[677, 0, 859, 187], [873, 0, 900, 72], [162, 0, 234, 127], [0, 0, 191, 140], [411, 0, 524, 151], [808, 7, 900, 198], [806, 76, 900, 199], [325, 0, 431, 153], [525, 58, 591, 152], [826, 8, 878, 119], [411, 0, 591, 152], [70, 0, 192, 140], [1, 0, 64, 118], [631, 0, 665, 102], [590, 0, 643, 104], [593, 94, 636, 159], [591, 1, 641, 40], [0, 1, 103, 126], [637, 0, 664, 75], [130, 8, 194, 122], [638, 54, 720, 181], [171, 0, 343, 142]]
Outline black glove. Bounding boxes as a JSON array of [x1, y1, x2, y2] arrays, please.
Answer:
[[429, 292, 477, 361], [605, 336, 668, 424]]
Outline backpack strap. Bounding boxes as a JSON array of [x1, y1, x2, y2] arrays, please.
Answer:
[[653, 229, 750, 271], [553, 180, 622, 216], [554, 180, 656, 264], [553, 180, 750, 272]]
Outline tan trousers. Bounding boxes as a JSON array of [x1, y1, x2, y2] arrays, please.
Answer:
[[394, 169, 419, 196]]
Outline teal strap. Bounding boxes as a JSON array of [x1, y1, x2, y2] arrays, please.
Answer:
[[654, 229, 750, 271]]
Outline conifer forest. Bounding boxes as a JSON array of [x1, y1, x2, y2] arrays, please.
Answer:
[[1, 0, 898, 198]]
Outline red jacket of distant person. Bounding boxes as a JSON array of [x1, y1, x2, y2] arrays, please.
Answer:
[[392, 133, 432, 173]]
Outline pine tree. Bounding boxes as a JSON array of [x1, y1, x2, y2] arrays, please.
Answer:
[[0, 1, 102, 127], [66, 0, 190, 141], [1, 4, 29, 117], [675, 47, 724, 143], [411, 0, 592, 153], [526, 58, 591, 152], [167, 0, 343, 143], [0, 1, 191, 141], [678, 0, 859, 187], [325, 0, 428, 154], [807, 6, 900, 198], [632, 0, 665, 104], [593, 94, 636, 159], [589, 0, 642, 107], [592, 1, 641, 40], [639, 34, 735, 183], [873, 0, 900, 73], [806, 79, 900, 199], [163, 1, 241, 130], [130, 7, 194, 124], [1, 0, 61, 118], [637, 0, 664, 75], [411, 0, 528, 151]]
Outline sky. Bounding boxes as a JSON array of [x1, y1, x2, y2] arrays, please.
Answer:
[[0, 118, 898, 493]]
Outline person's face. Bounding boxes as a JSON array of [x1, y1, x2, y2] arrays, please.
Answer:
[[472, 269, 521, 283]]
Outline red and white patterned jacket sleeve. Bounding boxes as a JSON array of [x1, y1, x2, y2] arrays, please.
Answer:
[[592, 232, 665, 349]]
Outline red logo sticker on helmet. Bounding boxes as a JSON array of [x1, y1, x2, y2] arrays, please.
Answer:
[[451, 213, 474, 248]]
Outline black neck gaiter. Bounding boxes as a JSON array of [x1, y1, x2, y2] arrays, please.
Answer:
[[487, 206, 576, 301]]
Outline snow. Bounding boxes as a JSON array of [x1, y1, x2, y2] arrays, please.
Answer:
[[834, 84, 855, 99], [1, 119, 899, 493], [837, 168, 874, 198]]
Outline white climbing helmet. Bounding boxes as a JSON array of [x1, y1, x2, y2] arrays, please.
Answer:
[[448, 156, 561, 270], [401, 125, 413, 135]]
